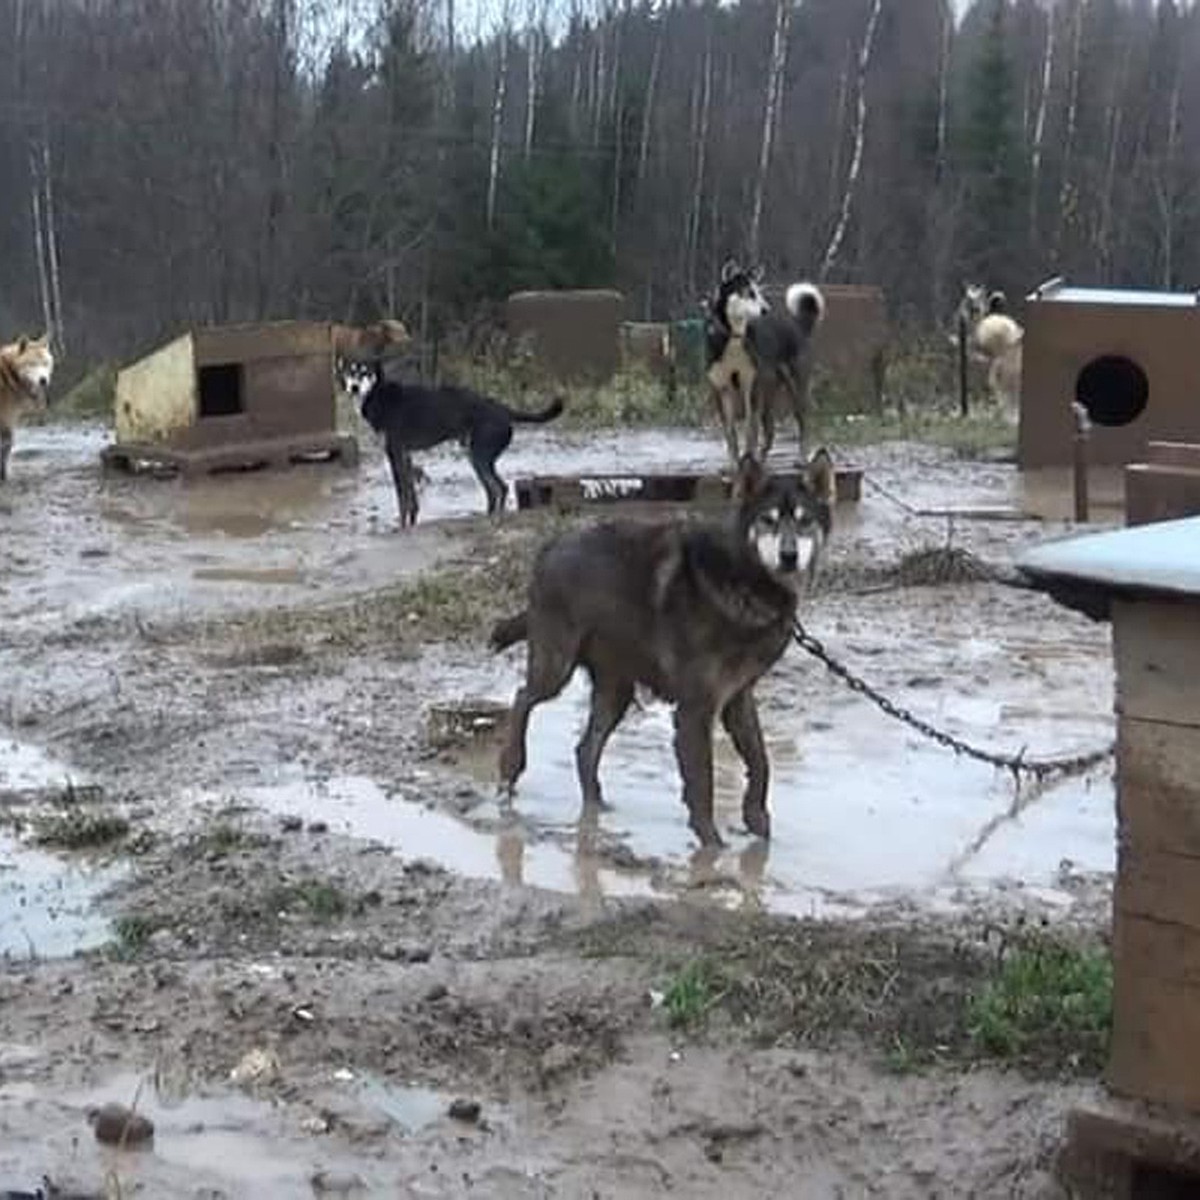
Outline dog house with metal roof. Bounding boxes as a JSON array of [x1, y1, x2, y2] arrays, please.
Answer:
[[102, 320, 358, 476], [1019, 279, 1200, 470]]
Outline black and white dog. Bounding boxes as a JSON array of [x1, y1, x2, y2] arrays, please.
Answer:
[[703, 261, 770, 469], [703, 261, 825, 466], [338, 359, 565, 528], [745, 280, 826, 461]]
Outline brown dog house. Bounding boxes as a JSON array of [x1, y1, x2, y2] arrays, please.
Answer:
[[761, 282, 890, 412], [103, 321, 358, 476], [505, 289, 626, 384], [1019, 280, 1200, 470]]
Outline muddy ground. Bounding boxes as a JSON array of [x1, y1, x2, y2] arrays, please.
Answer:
[[0, 422, 1121, 1197]]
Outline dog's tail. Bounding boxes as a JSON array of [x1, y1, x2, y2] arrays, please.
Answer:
[[489, 611, 529, 651], [508, 397, 565, 425], [785, 282, 826, 335]]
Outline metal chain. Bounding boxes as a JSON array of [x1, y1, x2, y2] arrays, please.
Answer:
[[791, 618, 1114, 783]]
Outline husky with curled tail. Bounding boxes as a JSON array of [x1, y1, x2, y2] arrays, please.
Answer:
[[746, 281, 826, 461]]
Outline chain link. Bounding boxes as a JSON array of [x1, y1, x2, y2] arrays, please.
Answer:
[[792, 618, 1114, 783]]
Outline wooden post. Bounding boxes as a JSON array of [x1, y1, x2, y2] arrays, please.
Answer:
[[1073, 400, 1091, 523]]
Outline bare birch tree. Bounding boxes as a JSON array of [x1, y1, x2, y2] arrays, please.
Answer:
[[486, 11, 511, 232], [821, 0, 884, 281], [1028, 0, 1055, 242], [748, 0, 791, 263]]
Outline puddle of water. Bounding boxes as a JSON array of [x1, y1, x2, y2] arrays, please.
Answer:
[[239, 776, 655, 905], [351, 1072, 446, 1133], [0, 738, 120, 959], [0, 831, 124, 959]]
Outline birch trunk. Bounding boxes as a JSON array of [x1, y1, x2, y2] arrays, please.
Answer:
[[637, 21, 663, 187], [687, 34, 713, 294], [748, 0, 791, 264], [826, 48, 850, 220], [1053, 0, 1085, 265], [486, 21, 510, 232], [1160, 72, 1181, 288], [1029, 1, 1055, 242], [28, 148, 52, 344], [42, 137, 64, 355], [820, 0, 883, 281], [934, 0, 951, 185], [523, 24, 538, 160]]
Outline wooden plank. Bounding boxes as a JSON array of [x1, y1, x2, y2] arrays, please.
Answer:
[[1061, 1100, 1200, 1198], [1111, 912, 1200, 1110], [193, 321, 331, 367], [1117, 717, 1200, 857], [1125, 462, 1200, 527], [1116, 842, 1200, 931], [511, 467, 864, 510], [1114, 598, 1200, 726], [1146, 441, 1200, 470]]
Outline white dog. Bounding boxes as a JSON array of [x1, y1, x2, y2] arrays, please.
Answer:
[[957, 284, 1023, 418]]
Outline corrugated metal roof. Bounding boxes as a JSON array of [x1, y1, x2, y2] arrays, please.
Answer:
[[1028, 286, 1200, 307], [1018, 516, 1200, 598]]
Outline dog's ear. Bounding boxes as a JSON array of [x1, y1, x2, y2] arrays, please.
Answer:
[[731, 453, 767, 503], [751, 264, 766, 284], [720, 259, 739, 284], [16, 336, 27, 352], [805, 447, 836, 506]]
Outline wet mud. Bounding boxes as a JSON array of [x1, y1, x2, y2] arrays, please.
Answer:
[[0, 421, 1121, 1195]]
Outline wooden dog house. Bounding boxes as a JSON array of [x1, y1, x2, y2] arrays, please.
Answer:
[[1019, 280, 1200, 470], [103, 320, 358, 476], [1020, 519, 1200, 1192], [505, 289, 626, 384], [762, 282, 890, 412]]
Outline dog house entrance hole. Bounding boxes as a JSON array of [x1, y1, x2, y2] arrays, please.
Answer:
[[1074, 355, 1149, 428], [198, 362, 244, 418]]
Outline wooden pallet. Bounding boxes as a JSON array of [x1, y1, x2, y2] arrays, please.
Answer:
[[514, 464, 863, 512], [1058, 1099, 1200, 1198], [100, 433, 360, 478]]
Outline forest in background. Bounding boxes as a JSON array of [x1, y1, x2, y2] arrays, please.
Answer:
[[2, 0, 1198, 379]]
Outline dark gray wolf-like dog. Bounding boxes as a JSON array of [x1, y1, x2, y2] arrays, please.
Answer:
[[338, 359, 564, 528], [490, 449, 835, 848]]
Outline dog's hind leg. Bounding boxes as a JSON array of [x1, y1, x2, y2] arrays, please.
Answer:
[[674, 700, 722, 848], [499, 633, 577, 796], [385, 440, 418, 528], [575, 669, 634, 811], [721, 687, 770, 839], [469, 425, 513, 517], [0, 425, 10, 483]]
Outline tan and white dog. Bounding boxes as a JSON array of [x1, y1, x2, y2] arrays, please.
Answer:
[[0, 332, 55, 483], [958, 284, 1022, 418]]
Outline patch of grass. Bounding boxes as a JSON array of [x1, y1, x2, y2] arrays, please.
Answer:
[[111, 913, 159, 959], [967, 933, 1111, 1070], [223, 874, 353, 928], [569, 910, 1108, 1079], [661, 958, 724, 1029], [32, 809, 130, 849], [195, 820, 249, 857]]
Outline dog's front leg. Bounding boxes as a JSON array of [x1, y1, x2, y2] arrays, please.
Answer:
[[721, 687, 770, 838], [674, 701, 722, 848], [740, 372, 761, 463], [0, 426, 10, 483]]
